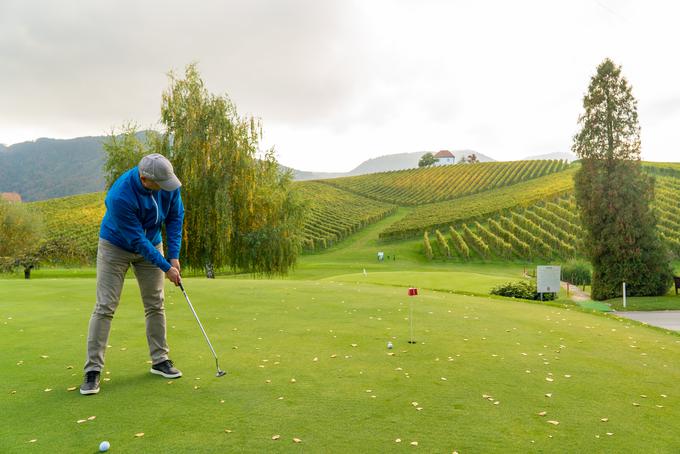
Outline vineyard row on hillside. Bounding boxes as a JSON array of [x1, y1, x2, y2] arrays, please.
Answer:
[[292, 181, 397, 251], [381, 167, 577, 240], [318, 160, 569, 206], [423, 175, 680, 261]]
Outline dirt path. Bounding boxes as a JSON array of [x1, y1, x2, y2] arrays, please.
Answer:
[[561, 281, 590, 302]]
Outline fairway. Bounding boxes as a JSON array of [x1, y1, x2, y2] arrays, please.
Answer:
[[3, 276, 680, 453]]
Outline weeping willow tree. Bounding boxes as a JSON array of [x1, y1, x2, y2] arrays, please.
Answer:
[[158, 64, 305, 276]]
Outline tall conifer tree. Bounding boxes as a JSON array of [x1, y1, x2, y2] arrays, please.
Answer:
[[572, 59, 672, 300]]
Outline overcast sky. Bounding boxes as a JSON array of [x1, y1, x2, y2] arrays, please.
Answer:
[[1, 0, 679, 171]]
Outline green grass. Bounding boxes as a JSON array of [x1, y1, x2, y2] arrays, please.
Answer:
[[609, 295, 680, 311], [5, 210, 680, 452], [4, 277, 680, 452]]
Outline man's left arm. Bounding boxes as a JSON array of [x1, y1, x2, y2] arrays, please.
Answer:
[[165, 190, 185, 268]]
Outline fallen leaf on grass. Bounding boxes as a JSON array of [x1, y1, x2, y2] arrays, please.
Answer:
[[67, 387, 77, 392], [44, 389, 52, 392], [538, 411, 547, 417], [224, 429, 232, 433], [411, 441, 418, 446], [40, 355, 49, 359], [547, 420, 559, 426], [77, 420, 87, 424], [272, 435, 280, 440], [633, 403, 640, 407], [28, 439, 37, 443], [293, 438, 302, 443], [135, 433, 145, 438], [290, 378, 296, 383], [545, 393, 552, 398], [395, 438, 402, 443]]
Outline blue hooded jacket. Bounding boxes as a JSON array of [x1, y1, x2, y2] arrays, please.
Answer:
[[99, 167, 184, 272]]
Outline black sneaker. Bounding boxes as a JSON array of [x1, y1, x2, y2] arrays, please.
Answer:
[[150, 359, 182, 378], [80, 371, 100, 395]]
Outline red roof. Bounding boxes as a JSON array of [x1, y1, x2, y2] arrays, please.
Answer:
[[1, 192, 22, 202], [434, 150, 454, 158]]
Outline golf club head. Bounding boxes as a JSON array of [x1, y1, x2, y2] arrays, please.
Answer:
[[216, 369, 227, 377]]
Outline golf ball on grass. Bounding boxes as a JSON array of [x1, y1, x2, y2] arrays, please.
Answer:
[[387, 342, 393, 349], [99, 441, 110, 452]]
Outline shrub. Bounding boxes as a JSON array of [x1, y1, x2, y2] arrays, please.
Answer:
[[490, 280, 557, 301], [561, 258, 592, 287]]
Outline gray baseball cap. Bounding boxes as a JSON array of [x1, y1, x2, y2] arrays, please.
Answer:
[[139, 153, 182, 191]]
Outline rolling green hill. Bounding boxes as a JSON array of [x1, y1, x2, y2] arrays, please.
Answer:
[[318, 160, 567, 206], [25, 160, 680, 264]]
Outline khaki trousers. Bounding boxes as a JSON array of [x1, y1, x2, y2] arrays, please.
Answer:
[[84, 238, 169, 372]]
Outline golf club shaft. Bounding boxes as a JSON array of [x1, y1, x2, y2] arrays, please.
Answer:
[[178, 283, 221, 367]]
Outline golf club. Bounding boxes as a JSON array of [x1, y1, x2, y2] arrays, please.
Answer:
[[178, 282, 226, 377]]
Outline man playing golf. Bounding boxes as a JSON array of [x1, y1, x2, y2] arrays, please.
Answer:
[[80, 153, 184, 395]]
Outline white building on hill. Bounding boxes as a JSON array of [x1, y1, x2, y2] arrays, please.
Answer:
[[433, 150, 455, 166]]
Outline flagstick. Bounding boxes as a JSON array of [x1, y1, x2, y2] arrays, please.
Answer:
[[408, 286, 417, 344]]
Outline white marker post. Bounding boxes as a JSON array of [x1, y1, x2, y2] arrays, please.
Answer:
[[623, 282, 627, 309]]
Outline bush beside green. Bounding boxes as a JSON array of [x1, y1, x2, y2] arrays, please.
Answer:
[[490, 279, 557, 301]]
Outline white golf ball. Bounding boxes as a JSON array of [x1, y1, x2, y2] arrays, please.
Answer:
[[387, 342, 393, 349], [99, 441, 110, 452]]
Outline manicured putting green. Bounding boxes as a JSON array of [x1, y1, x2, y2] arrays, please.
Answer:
[[3, 277, 680, 452]]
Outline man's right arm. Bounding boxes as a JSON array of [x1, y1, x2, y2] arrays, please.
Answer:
[[107, 196, 173, 273]]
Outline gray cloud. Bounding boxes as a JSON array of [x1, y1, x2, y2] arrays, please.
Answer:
[[2, 0, 680, 169]]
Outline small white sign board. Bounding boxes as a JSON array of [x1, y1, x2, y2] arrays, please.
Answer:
[[537, 266, 561, 293]]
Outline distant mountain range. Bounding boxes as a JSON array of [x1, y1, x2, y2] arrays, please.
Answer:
[[1, 134, 567, 202], [0, 136, 106, 202], [287, 149, 495, 181], [521, 151, 577, 162]]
